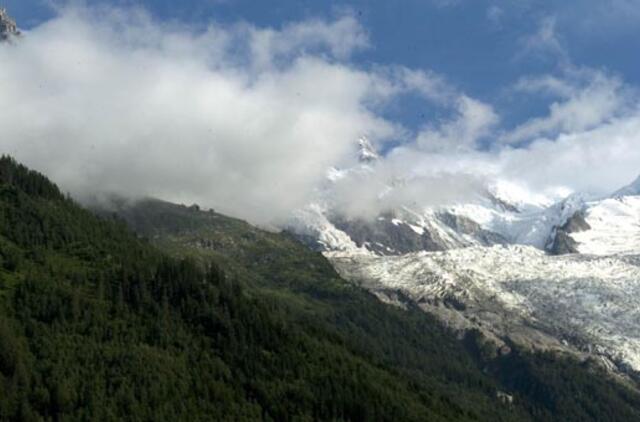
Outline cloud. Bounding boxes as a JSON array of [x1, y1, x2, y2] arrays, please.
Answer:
[[416, 96, 499, 152], [2, 4, 640, 227], [498, 112, 640, 195], [502, 68, 633, 144], [245, 15, 369, 70], [0, 6, 394, 225], [517, 16, 569, 65], [0, 5, 471, 225]]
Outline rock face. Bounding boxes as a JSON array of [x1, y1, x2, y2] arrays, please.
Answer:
[[330, 213, 445, 255], [0, 8, 19, 41], [548, 211, 591, 255]]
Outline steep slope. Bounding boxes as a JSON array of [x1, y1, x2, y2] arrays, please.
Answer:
[[544, 175, 640, 256], [107, 195, 640, 421], [552, 195, 640, 256], [0, 157, 512, 421], [4, 156, 640, 420]]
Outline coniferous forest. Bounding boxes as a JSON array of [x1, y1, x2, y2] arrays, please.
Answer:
[[2, 155, 640, 421]]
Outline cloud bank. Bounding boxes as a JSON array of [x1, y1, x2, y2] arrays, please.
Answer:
[[1, 5, 640, 225]]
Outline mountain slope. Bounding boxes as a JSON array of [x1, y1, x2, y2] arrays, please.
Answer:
[[107, 195, 640, 421], [287, 139, 568, 257], [552, 195, 640, 256], [284, 142, 640, 382], [0, 156, 539, 421], [4, 156, 640, 420], [0, 157, 490, 421]]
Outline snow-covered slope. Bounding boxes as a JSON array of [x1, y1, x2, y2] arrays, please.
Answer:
[[544, 175, 640, 256], [328, 246, 640, 373], [562, 196, 640, 256]]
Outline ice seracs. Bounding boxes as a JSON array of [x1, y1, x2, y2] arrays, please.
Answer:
[[328, 245, 640, 373]]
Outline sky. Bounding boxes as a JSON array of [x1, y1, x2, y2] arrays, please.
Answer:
[[1, 0, 640, 224]]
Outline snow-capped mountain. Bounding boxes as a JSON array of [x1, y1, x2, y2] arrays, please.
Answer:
[[287, 138, 640, 378], [289, 138, 572, 256]]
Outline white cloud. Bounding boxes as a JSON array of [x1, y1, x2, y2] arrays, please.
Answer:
[[2, 4, 640, 226], [246, 15, 369, 70], [0, 6, 393, 225], [502, 68, 632, 144], [498, 113, 640, 195], [416, 96, 499, 152]]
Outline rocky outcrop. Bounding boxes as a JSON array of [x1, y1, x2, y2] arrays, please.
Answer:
[[438, 212, 508, 246], [330, 213, 444, 255], [548, 211, 591, 255], [0, 8, 20, 41], [357, 136, 380, 163]]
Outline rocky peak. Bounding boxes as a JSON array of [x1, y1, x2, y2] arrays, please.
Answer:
[[0, 8, 20, 41], [357, 136, 379, 163]]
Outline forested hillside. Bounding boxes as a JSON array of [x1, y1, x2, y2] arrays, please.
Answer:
[[1, 155, 640, 421]]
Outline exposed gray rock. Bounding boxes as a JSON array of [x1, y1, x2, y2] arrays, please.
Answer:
[[548, 211, 591, 255], [549, 230, 580, 254], [438, 212, 508, 246], [562, 210, 591, 233], [357, 136, 379, 163], [0, 8, 20, 42], [330, 213, 444, 255]]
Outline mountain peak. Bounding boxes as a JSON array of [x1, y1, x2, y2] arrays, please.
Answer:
[[357, 136, 379, 163], [0, 8, 20, 41]]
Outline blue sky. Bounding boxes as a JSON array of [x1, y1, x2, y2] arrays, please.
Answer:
[[2, 1, 640, 222]]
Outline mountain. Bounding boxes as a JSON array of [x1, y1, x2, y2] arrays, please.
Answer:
[[288, 149, 561, 256], [357, 136, 380, 163], [14, 156, 640, 420], [0, 8, 19, 41], [286, 140, 640, 383], [104, 197, 640, 421], [5, 156, 497, 421]]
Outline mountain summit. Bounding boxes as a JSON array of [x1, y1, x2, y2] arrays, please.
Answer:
[[0, 8, 19, 41], [357, 136, 380, 163]]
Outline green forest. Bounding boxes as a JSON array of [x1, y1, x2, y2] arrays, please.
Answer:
[[1, 155, 640, 421]]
